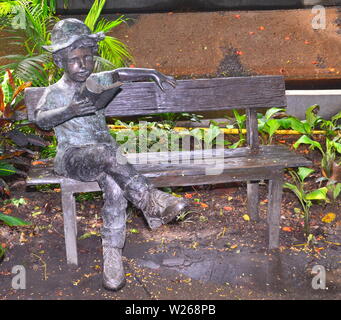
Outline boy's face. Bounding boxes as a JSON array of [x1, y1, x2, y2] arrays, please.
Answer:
[[64, 47, 95, 82]]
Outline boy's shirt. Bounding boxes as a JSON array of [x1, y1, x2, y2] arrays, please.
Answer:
[[36, 72, 116, 176]]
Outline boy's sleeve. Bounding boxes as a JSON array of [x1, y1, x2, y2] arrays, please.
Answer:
[[34, 88, 61, 130], [35, 88, 57, 114], [89, 71, 114, 87]]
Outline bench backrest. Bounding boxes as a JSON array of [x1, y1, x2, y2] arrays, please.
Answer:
[[24, 75, 286, 151]]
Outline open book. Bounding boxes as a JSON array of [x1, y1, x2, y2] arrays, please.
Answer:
[[77, 75, 123, 111]]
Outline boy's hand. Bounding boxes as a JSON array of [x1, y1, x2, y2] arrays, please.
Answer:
[[152, 71, 176, 91], [70, 97, 97, 116]]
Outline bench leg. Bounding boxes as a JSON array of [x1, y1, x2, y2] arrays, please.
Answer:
[[267, 175, 284, 249], [247, 181, 259, 221], [61, 190, 78, 265]]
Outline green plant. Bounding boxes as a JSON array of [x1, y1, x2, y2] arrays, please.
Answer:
[[190, 124, 224, 149], [317, 110, 341, 138], [0, 0, 60, 18], [3, 196, 26, 206], [111, 120, 191, 154], [228, 109, 246, 143], [283, 167, 328, 236], [258, 107, 286, 144], [0, 0, 132, 86], [75, 192, 102, 202], [293, 134, 341, 180], [141, 112, 203, 128], [289, 105, 321, 137], [40, 135, 57, 158], [0, 160, 16, 176], [0, 69, 47, 195], [84, 0, 132, 71], [0, 0, 59, 86], [284, 167, 328, 236], [0, 245, 5, 260], [0, 212, 30, 226]]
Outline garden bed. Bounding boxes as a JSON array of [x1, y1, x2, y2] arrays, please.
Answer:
[[0, 134, 339, 300]]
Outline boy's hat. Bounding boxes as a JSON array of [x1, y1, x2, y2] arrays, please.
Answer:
[[42, 18, 105, 53]]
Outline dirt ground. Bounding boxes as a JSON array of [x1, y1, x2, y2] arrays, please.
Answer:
[[0, 135, 340, 300]]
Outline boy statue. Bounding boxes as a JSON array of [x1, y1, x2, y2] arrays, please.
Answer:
[[35, 18, 188, 291]]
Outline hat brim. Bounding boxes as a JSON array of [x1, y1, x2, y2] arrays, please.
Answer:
[[42, 32, 105, 53]]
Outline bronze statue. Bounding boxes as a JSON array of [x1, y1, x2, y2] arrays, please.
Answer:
[[35, 18, 188, 291]]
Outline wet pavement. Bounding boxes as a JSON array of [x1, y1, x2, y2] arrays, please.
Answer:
[[123, 237, 340, 300]]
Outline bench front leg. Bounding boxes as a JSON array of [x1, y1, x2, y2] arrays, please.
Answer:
[[61, 188, 78, 265], [247, 180, 259, 221], [267, 174, 284, 249]]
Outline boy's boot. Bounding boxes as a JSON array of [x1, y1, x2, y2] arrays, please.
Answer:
[[122, 175, 189, 229], [102, 246, 126, 291], [141, 189, 189, 229]]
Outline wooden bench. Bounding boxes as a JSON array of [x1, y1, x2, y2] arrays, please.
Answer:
[[24, 75, 311, 265]]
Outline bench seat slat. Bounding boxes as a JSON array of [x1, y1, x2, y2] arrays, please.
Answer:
[[27, 146, 311, 188], [124, 145, 288, 163]]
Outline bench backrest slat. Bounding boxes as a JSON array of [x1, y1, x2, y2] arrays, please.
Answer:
[[25, 75, 286, 121]]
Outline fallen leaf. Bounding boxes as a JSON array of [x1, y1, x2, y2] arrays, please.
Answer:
[[31, 161, 45, 166], [78, 231, 100, 240], [200, 203, 208, 208], [72, 280, 80, 286], [321, 213, 336, 223], [223, 206, 233, 211], [31, 211, 42, 217], [3, 208, 12, 215], [184, 193, 193, 199], [19, 232, 27, 243], [171, 192, 182, 198], [282, 226, 293, 232], [243, 214, 250, 221], [294, 207, 301, 214], [129, 228, 140, 234]]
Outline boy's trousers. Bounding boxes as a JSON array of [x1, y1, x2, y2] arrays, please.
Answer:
[[62, 143, 153, 248]]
